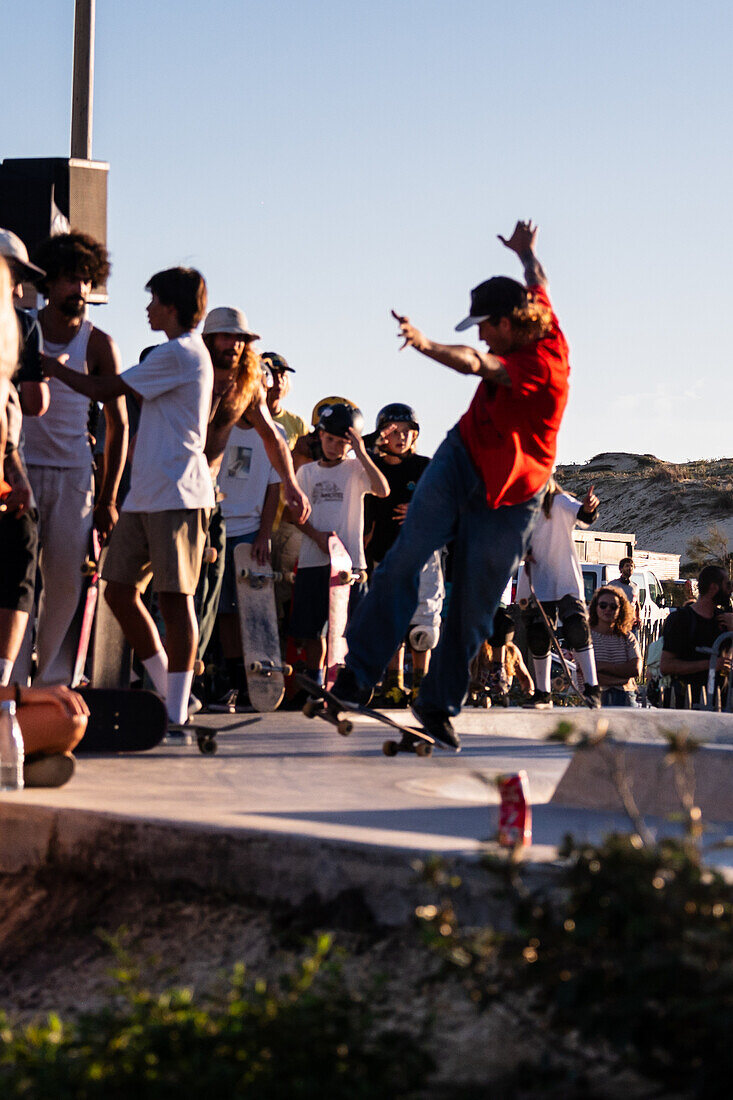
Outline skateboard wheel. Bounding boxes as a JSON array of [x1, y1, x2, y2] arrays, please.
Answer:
[[382, 739, 399, 756], [303, 699, 318, 719], [239, 568, 251, 579], [203, 547, 218, 564], [415, 742, 432, 758], [336, 570, 351, 584], [198, 735, 217, 755], [337, 719, 353, 736], [282, 663, 293, 676], [193, 659, 205, 677], [283, 572, 296, 584]]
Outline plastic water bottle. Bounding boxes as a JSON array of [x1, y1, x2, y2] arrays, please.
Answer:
[[0, 700, 24, 791]]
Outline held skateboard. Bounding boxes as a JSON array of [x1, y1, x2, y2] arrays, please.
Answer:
[[91, 548, 133, 690], [326, 535, 367, 691], [520, 562, 594, 709], [75, 688, 167, 752], [234, 543, 294, 711], [71, 528, 102, 688], [296, 674, 436, 758]]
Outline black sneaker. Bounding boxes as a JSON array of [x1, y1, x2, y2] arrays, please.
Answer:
[[411, 701, 461, 751], [524, 690, 553, 709], [331, 666, 373, 708], [582, 683, 602, 709]]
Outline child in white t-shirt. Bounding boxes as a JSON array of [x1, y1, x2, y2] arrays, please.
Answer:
[[516, 478, 601, 708], [289, 404, 389, 685], [44, 267, 213, 727]]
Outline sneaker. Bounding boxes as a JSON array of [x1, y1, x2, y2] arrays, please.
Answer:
[[524, 690, 553, 710], [582, 683, 602, 709], [331, 667, 373, 708], [164, 723, 194, 746], [23, 752, 76, 788], [188, 693, 204, 718], [411, 701, 461, 751]]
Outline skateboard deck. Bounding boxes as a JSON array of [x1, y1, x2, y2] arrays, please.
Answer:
[[91, 548, 133, 689], [234, 543, 293, 712], [296, 674, 436, 757], [71, 528, 102, 687], [325, 535, 367, 691], [75, 688, 167, 752]]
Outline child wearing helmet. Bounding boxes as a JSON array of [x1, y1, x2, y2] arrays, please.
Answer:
[[289, 403, 390, 685], [365, 404, 437, 707]]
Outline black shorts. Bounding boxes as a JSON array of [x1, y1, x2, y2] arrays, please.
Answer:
[[0, 509, 39, 614], [289, 564, 368, 640]]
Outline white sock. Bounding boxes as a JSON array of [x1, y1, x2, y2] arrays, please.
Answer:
[[574, 646, 598, 687], [167, 670, 194, 725], [0, 658, 13, 687], [142, 650, 168, 697], [532, 654, 552, 693]]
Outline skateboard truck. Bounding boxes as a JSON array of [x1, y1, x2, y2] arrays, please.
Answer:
[[249, 659, 293, 677]]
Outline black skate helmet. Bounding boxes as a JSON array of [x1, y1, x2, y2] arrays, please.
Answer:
[[376, 402, 419, 434], [317, 402, 364, 438], [310, 395, 359, 428]]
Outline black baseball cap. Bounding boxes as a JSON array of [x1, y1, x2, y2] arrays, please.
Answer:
[[454, 276, 527, 331], [261, 351, 294, 374]]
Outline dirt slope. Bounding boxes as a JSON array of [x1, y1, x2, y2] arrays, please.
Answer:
[[556, 452, 733, 562]]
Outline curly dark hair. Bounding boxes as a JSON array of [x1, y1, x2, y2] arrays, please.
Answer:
[[589, 585, 634, 635], [31, 231, 110, 294]]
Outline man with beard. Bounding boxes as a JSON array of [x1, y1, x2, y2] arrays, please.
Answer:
[[19, 232, 128, 686], [660, 564, 733, 706], [193, 311, 310, 703]]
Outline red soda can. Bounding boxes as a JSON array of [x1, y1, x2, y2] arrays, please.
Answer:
[[497, 770, 532, 847]]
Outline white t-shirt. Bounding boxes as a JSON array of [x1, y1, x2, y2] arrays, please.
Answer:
[[296, 457, 373, 569], [516, 490, 585, 602], [121, 334, 215, 512], [219, 423, 283, 537]]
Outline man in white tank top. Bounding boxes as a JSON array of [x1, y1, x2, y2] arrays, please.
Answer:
[[18, 232, 128, 686]]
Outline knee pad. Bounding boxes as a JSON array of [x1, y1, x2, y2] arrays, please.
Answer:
[[525, 617, 551, 658], [562, 613, 591, 652], [409, 624, 439, 652]]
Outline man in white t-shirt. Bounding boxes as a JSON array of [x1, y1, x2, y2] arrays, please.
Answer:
[[215, 411, 286, 700], [608, 557, 641, 630], [43, 266, 213, 727], [290, 403, 389, 685], [516, 480, 601, 708]]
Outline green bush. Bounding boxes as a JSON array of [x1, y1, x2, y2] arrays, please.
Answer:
[[418, 836, 733, 1096], [0, 935, 432, 1099]]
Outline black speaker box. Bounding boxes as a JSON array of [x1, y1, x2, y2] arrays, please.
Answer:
[[0, 157, 109, 302]]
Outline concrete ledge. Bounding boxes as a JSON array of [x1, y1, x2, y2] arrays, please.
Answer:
[[458, 706, 733, 743], [551, 741, 733, 820], [0, 802, 537, 928]]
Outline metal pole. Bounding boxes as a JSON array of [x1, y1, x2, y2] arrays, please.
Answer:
[[71, 0, 95, 160]]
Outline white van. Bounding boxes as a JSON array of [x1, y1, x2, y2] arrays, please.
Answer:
[[580, 563, 668, 626]]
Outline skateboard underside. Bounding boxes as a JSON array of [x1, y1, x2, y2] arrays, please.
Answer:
[[76, 688, 167, 752], [234, 543, 289, 711]]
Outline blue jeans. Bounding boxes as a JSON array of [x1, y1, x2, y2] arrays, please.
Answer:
[[345, 426, 544, 715], [601, 686, 638, 707]]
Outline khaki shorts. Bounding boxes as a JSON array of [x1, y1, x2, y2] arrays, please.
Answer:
[[102, 509, 210, 595]]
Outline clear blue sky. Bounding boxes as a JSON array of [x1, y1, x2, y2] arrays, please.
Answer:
[[6, 1, 733, 461]]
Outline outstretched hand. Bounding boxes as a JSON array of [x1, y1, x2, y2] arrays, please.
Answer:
[[391, 310, 426, 352], [582, 484, 599, 512], [498, 220, 537, 255]]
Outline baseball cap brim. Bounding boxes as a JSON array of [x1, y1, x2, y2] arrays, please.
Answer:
[[455, 314, 489, 332]]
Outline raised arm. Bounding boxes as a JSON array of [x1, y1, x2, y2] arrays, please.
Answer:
[[246, 389, 311, 524], [390, 310, 510, 387], [498, 219, 548, 289]]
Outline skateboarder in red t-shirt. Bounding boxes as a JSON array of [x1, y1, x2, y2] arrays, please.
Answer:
[[333, 221, 570, 750]]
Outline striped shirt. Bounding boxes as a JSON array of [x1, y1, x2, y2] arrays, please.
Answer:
[[591, 629, 641, 690]]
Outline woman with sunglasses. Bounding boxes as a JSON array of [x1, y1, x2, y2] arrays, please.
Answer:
[[588, 585, 642, 707]]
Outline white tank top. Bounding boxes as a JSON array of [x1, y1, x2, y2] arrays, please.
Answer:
[[22, 319, 93, 468]]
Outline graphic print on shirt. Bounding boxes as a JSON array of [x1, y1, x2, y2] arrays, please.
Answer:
[[227, 446, 253, 479], [312, 480, 344, 506]]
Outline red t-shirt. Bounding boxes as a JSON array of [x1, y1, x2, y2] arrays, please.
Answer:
[[458, 286, 569, 508]]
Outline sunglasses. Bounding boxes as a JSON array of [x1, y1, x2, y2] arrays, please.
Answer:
[[597, 601, 619, 611]]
